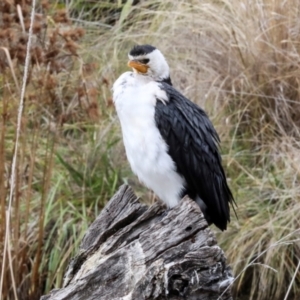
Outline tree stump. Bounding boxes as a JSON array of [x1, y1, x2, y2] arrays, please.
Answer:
[[41, 185, 234, 300]]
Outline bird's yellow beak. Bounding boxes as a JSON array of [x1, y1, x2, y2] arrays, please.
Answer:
[[128, 60, 149, 74]]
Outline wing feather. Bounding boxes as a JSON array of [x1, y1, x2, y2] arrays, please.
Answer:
[[155, 82, 235, 230]]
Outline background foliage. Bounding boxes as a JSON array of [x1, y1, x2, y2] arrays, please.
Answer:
[[0, 0, 299, 299]]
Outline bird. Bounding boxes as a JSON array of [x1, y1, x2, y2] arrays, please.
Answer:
[[112, 44, 235, 230]]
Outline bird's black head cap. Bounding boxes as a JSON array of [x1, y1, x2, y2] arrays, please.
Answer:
[[129, 44, 156, 56]]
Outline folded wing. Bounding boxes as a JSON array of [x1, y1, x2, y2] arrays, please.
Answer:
[[155, 82, 234, 230]]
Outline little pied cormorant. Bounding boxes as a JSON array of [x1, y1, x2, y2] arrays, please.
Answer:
[[113, 44, 235, 230]]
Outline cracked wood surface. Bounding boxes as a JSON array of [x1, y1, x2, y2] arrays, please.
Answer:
[[41, 185, 234, 300]]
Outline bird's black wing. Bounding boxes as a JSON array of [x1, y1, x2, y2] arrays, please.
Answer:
[[155, 82, 235, 230]]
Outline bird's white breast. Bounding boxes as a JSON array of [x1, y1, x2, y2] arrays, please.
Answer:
[[113, 72, 185, 207]]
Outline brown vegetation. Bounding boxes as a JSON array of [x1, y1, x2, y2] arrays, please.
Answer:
[[0, 1, 117, 299]]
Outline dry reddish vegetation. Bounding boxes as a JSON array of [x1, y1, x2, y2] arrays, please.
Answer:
[[0, 1, 116, 299], [0, 0, 104, 126]]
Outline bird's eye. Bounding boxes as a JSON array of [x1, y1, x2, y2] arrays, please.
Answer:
[[139, 58, 149, 64]]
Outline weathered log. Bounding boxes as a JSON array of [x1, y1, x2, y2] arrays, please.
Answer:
[[41, 185, 234, 300]]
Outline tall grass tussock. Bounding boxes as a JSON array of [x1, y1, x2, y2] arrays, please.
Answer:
[[1, 0, 300, 299]]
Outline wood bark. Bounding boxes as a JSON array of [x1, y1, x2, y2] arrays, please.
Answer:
[[41, 185, 234, 300]]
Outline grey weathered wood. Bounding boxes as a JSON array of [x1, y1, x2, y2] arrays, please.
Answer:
[[41, 184, 234, 300]]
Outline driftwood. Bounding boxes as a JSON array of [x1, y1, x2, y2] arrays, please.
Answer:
[[41, 185, 234, 300]]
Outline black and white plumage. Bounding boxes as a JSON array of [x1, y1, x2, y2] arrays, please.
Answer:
[[113, 44, 235, 230]]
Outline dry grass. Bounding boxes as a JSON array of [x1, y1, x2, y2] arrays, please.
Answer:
[[1, 0, 300, 299]]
